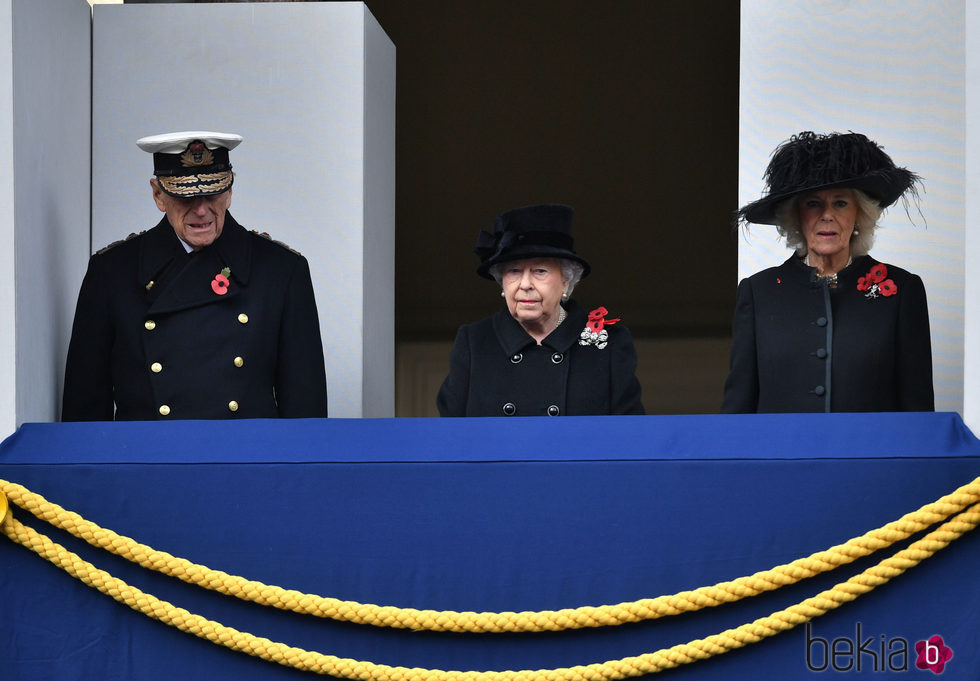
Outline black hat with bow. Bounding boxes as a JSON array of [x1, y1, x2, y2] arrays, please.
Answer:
[[738, 131, 921, 226], [474, 204, 591, 279]]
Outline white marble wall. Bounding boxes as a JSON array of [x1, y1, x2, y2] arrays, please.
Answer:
[[965, 2, 980, 430], [0, 0, 90, 435], [0, 0, 13, 436]]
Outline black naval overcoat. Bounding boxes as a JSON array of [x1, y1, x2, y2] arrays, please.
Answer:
[[437, 301, 644, 417], [721, 254, 934, 413], [62, 213, 328, 421]]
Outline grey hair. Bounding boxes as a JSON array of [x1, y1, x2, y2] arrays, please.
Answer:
[[488, 258, 585, 297], [773, 188, 882, 257]]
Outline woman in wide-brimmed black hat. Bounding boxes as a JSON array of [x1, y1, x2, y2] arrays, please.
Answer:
[[437, 204, 644, 417], [722, 131, 934, 413]]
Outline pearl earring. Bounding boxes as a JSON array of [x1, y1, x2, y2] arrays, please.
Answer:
[[853, 223, 860, 236], [501, 290, 506, 297]]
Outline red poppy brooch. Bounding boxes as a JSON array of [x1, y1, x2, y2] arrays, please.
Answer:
[[211, 267, 232, 295], [579, 306, 621, 349], [857, 263, 897, 299]]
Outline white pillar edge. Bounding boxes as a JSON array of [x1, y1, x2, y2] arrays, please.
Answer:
[[0, 0, 16, 438], [964, 3, 980, 431]]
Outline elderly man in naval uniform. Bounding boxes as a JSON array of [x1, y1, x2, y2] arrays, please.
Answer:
[[62, 131, 328, 420]]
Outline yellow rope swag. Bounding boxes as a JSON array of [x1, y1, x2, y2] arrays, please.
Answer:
[[2, 475, 979, 679]]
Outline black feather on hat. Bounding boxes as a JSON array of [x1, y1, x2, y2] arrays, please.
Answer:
[[474, 204, 591, 279], [738, 131, 921, 226]]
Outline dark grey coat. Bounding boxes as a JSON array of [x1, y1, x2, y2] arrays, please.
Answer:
[[722, 255, 934, 413], [437, 301, 644, 417], [62, 214, 328, 421]]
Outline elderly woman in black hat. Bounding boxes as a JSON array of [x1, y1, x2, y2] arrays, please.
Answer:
[[722, 131, 934, 413], [437, 204, 644, 417]]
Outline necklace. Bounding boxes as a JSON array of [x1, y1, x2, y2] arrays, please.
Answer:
[[554, 306, 567, 329], [805, 253, 852, 289]]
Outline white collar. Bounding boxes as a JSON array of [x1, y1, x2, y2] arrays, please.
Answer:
[[174, 230, 194, 253]]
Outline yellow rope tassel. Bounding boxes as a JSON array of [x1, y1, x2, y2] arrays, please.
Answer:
[[3, 490, 978, 679], [2, 476, 979, 633]]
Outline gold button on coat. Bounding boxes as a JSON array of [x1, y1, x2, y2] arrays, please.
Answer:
[[234, 356, 244, 367], [150, 362, 162, 373], [144, 320, 156, 330], [159, 405, 171, 416], [238, 313, 249, 324], [228, 401, 239, 412]]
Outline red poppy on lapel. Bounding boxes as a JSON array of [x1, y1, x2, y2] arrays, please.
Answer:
[[586, 306, 621, 334], [858, 264, 897, 299], [580, 306, 622, 350], [211, 267, 232, 295]]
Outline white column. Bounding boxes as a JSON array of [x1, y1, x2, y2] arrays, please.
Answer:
[[0, 0, 14, 437], [965, 3, 980, 431], [361, 5, 396, 417], [0, 0, 90, 436]]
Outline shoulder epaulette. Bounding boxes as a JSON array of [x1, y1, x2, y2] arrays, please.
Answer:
[[251, 229, 303, 256], [95, 230, 145, 255]]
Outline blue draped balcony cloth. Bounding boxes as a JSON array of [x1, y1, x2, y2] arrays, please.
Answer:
[[1, 413, 978, 680]]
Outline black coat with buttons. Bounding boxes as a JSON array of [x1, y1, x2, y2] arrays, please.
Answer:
[[436, 301, 644, 417], [62, 214, 328, 421], [721, 254, 934, 413]]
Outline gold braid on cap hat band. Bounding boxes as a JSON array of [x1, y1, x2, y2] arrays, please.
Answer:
[[158, 172, 233, 196]]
